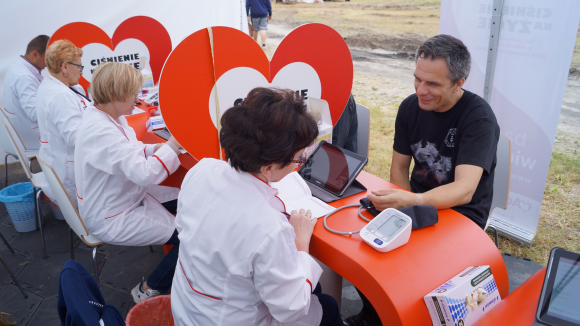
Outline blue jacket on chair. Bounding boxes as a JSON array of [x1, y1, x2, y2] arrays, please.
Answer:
[[57, 259, 125, 326]]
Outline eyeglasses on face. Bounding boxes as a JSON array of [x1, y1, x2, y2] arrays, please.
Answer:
[[291, 153, 308, 165], [66, 61, 84, 72]]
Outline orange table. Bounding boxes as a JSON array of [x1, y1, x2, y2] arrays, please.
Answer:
[[128, 118, 509, 325], [473, 267, 545, 326]]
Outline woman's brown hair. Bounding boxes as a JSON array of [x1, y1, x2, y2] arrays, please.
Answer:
[[220, 87, 319, 173]]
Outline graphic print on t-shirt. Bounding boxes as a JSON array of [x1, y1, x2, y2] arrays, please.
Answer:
[[410, 140, 452, 187]]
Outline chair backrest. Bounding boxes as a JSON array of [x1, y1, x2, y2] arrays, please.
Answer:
[[485, 134, 511, 230], [0, 116, 19, 157], [355, 104, 370, 158], [36, 155, 103, 246], [2, 119, 32, 180]]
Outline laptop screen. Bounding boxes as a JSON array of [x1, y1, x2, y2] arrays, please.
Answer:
[[298, 142, 367, 196]]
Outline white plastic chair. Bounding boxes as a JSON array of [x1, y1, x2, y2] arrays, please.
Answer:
[[484, 134, 511, 247], [0, 109, 38, 187], [1, 119, 49, 258], [355, 104, 370, 158], [37, 155, 105, 284]]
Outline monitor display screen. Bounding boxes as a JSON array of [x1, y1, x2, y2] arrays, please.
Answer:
[[546, 257, 580, 323], [299, 142, 367, 195], [377, 215, 406, 238]]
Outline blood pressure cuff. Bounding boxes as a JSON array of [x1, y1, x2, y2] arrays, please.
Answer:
[[360, 198, 438, 230]]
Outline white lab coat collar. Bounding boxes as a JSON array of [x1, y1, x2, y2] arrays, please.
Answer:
[[238, 170, 287, 215], [46, 75, 68, 89], [19, 56, 43, 81]]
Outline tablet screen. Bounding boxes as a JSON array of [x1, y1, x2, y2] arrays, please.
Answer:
[[298, 142, 367, 196], [546, 257, 580, 323]]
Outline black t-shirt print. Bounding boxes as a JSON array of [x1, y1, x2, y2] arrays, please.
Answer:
[[393, 90, 500, 229]]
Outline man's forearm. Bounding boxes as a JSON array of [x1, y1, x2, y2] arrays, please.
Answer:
[[417, 179, 474, 209]]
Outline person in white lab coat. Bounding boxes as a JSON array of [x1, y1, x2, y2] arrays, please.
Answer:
[[2, 35, 50, 150], [36, 39, 88, 205], [74, 62, 183, 304], [172, 87, 345, 326]]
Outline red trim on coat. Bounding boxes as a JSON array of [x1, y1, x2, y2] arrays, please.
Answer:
[[153, 155, 169, 176], [75, 186, 83, 200], [2, 108, 15, 115], [146, 193, 162, 205], [250, 173, 269, 185], [143, 145, 148, 157], [104, 210, 125, 220], [39, 137, 48, 144], [179, 260, 222, 300], [306, 279, 313, 293]]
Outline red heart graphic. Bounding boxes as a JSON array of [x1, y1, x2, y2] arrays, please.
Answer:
[[160, 24, 353, 160], [48, 16, 172, 92]]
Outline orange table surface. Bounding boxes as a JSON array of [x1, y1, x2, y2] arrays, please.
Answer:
[[473, 267, 545, 326], [127, 119, 509, 325]]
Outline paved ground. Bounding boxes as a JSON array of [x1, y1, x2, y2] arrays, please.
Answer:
[[0, 161, 544, 325]]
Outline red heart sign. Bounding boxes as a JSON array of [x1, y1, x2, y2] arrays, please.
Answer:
[[48, 16, 172, 92], [160, 24, 353, 160]]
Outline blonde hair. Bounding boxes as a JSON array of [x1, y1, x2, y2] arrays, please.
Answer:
[[45, 39, 83, 74], [90, 62, 143, 105]]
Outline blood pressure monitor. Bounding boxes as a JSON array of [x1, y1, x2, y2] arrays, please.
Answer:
[[360, 208, 412, 252]]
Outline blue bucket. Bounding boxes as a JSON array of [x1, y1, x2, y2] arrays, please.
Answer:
[[0, 182, 36, 232]]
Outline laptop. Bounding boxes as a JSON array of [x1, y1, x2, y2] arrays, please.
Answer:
[[297, 142, 368, 203], [535, 247, 580, 326]]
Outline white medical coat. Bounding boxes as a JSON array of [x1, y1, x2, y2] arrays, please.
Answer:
[[2, 56, 43, 150], [74, 106, 180, 246], [171, 158, 323, 326], [36, 76, 86, 205]]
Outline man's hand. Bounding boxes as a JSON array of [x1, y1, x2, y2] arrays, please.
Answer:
[[368, 189, 421, 210], [289, 209, 316, 253], [268, 16, 272, 21]]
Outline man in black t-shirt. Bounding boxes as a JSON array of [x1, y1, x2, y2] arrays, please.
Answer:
[[344, 34, 500, 326], [367, 34, 499, 230]]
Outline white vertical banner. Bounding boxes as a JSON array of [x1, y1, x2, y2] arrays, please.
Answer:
[[440, 0, 580, 242]]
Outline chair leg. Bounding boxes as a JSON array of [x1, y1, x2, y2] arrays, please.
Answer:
[[35, 189, 47, 259], [69, 228, 75, 260], [0, 253, 28, 298], [488, 226, 499, 248], [93, 245, 102, 288], [0, 230, 15, 254], [149, 246, 154, 253], [4, 154, 8, 188]]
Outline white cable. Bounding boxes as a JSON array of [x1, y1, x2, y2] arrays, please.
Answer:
[[323, 204, 373, 235]]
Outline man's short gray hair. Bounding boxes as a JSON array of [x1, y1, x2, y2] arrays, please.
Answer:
[[415, 34, 471, 84]]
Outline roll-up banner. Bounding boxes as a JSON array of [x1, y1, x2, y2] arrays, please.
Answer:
[[440, 0, 580, 244]]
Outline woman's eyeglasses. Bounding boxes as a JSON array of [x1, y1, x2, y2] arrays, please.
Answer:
[[66, 61, 84, 72], [291, 154, 308, 165]]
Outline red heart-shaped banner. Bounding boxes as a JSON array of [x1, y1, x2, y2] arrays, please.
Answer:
[[160, 24, 353, 160], [48, 16, 172, 92]]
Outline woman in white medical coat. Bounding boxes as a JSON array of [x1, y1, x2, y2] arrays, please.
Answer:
[[172, 88, 344, 326], [36, 39, 88, 205], [75, 62, 183, 304]]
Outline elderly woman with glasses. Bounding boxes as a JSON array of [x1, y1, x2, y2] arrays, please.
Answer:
[[36, 39, 88, 205], [171, 87, 345, 326]]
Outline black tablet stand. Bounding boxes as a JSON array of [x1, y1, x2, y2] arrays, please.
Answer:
[[307, 179, 367, 203]]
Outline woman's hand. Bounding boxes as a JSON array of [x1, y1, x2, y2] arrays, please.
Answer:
[[289, 209, 316, 253], [167, 136, 182, 149]]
